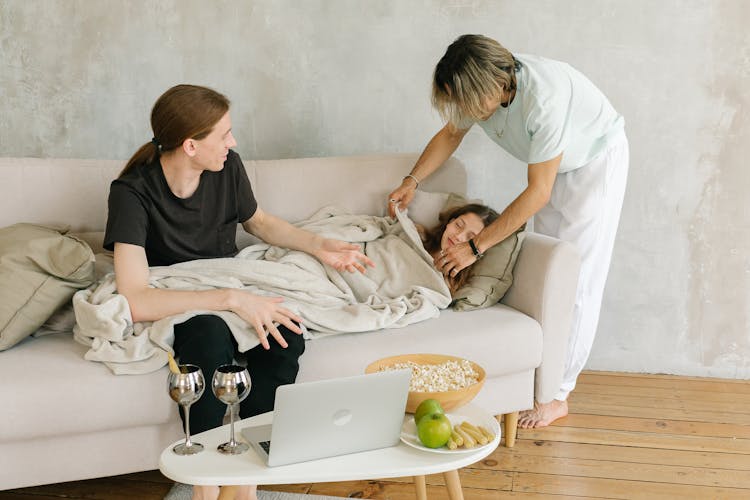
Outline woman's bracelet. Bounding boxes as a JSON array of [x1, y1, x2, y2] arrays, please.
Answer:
[[403, 174, 420, 189]]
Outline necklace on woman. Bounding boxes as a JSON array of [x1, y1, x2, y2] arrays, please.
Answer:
[[495, 92, 514, 139]]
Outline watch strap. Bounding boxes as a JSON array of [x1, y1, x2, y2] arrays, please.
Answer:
[[468, 238, 484, 259]]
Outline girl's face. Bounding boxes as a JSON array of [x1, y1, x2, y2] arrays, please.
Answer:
[[441, 212, 485, 251], [191, 111, 237, 171]]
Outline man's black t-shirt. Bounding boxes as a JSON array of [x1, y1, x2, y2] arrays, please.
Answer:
[[103, 150, 257, 266]]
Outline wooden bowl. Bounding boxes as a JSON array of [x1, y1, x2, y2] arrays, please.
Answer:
[[365, 353, 485, 413]]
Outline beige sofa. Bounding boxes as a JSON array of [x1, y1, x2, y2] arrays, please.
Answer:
[[0, 153, 579, 490]]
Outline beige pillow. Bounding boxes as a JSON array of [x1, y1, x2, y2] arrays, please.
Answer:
[[0, 223, 95, 350], [438, 194, 526, 311], [452, 226, 525, 311]]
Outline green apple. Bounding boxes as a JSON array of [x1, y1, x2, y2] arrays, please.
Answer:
[[417, 413, 452, 448], [413, 398, 445, 425]]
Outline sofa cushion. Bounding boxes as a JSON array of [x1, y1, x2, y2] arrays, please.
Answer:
[[299, 305, 542, 383], [0, 334, 174, 442], [0, 304, 541, 443], [452, 227, 526, 311], [0, 224, 95, 351]]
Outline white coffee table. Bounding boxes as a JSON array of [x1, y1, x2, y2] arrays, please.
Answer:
[[159, 403, 500, 500]]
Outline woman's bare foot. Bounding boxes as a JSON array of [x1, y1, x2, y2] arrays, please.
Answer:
[[517, 399, 568, 428]]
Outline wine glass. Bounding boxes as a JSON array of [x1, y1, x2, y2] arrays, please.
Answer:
[[167, 364, 206, 455], [212, 364, 251, 454]]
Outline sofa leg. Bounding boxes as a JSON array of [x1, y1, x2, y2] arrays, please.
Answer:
[[503, 411, 519, 447]]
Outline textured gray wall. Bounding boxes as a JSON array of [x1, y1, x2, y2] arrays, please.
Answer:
[[1, 0, 748, 379]]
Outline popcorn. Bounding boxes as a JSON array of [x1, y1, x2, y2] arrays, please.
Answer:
[[380, 359, 479, 392]]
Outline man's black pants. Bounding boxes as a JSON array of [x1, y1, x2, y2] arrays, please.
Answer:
[[173, 314, 305, 434]]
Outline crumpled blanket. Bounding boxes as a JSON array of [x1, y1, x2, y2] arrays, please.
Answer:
[[72, 206, 450, 374]]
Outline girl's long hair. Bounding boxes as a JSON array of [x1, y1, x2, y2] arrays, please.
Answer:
[[423, 203, 499, 292], [119, 84, 230, 177]]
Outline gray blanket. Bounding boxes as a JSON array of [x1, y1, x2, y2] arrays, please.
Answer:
[[73, 207, 450, 374]]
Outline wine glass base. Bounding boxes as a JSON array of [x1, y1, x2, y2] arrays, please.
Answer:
[[173, 442, 204, 455], [217, 441, 249, 455]]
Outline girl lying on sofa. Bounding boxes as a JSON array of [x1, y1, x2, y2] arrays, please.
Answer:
[[417, 203, 499, 295]]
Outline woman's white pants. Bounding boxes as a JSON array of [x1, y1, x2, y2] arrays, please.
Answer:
[[534, 132, 630, 401]]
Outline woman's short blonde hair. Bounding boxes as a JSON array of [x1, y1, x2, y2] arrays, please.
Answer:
[[432, 34, 519, 126]]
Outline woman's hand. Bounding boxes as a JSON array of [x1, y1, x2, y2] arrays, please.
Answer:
[[387, 179, 417, 218], [434, 242, 477, 278], [227, 290, 303, 350], [316, 239, 375, 274]]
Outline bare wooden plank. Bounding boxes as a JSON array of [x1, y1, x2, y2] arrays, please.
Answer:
[[569, 391, 750, 416], [574, 382, 750, 405], [476, 439, 750, 471], [514, 472, 750, 499], [483, 453, 750, 488], [558, 413, 750, 439], [308, 479, 593, 499], [569, 400, 750, 425], [578, 371, 750, 394], [517, 426, 750, 454], [0, 494, 65, 500], [119, 469, 173, 484], [370, 469, 513, 490], [2, 476, 172, 500], [259, 483, 312, 494]]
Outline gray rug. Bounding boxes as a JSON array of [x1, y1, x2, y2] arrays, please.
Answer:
[[164, 482, 345, 500]]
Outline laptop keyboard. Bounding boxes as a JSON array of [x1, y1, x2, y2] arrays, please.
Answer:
[[259, 441, 271, 454]]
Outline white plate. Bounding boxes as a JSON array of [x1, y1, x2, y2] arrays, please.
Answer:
[[400, 412, 500, 454]]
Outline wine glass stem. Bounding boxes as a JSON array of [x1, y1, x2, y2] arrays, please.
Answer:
[[229, 403, 236, 445], [183, 403, 193, 447]]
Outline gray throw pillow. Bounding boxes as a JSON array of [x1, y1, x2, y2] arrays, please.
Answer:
[[0, 223, 95, 350], [452, 225, 525, 311]]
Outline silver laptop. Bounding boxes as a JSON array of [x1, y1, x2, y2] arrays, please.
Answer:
[[240, 369, 410, 467]]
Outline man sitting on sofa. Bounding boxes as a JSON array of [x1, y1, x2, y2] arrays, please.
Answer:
[[104, 84, 372, 500]]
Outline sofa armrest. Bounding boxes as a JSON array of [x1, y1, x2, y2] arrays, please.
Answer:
[[500, 232, 580, 403]]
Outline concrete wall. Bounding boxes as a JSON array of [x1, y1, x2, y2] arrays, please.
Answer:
[[1, 0, 748, 379]]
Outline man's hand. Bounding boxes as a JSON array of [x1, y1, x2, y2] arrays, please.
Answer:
[[316, 239, 375, 274], [228, 290, 303, 350], [387, 180, 417, 218], [434, 242, 477, 278]]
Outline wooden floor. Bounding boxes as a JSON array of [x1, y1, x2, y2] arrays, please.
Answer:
[[3, 371, 749, 499]]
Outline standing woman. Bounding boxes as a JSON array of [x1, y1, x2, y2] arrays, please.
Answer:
[[388, 35, 629, 429], [105, 84, 372, 500]]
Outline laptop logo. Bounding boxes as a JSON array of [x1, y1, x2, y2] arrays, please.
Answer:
[[332, 409, 353, 426]]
